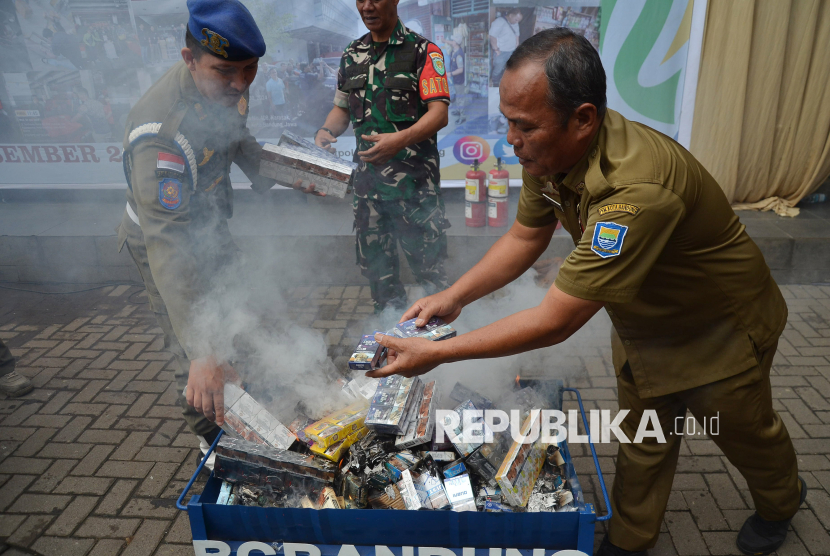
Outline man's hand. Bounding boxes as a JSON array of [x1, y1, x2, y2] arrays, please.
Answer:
[[315, 128, 337, 154], [400, 289, 464, 326], [291, 178, 326, 197], [358, 133, 405, 165], [186, 356, 236, 426], [366, 334, 443, 378]]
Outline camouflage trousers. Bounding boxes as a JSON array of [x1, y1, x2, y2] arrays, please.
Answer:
[[354, 194, 450, 311]]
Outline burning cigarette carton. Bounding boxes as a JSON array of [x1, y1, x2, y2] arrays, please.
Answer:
[[304, 400, 370, 449], [222, 384, 296, 450], [365, 375, 423, 435], [342, 376, 380, 400], [317, 486, 341, 509], [395, 380, 438, 449], [348, 333, 387, 371], [495, 411, 548, 508], [394, 317, 457, 341], [213, 436, 337, 487], [368, 484, 407, 510], [440, 399, 491, 457], [418, 469, 450, 509], [443, 473, 477, 512]]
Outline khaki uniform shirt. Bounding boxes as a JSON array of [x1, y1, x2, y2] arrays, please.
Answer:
[[118, 61, 275, 360], [517, 109, 787, 398]]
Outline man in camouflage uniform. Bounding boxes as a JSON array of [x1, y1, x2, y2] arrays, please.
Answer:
[[316, 0, 451, 312]]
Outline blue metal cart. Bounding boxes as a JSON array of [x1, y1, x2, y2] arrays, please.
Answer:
[[178, 388, 610, 556]]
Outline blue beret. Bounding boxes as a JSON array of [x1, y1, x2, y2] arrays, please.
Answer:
[[187, 0, 266, 61]]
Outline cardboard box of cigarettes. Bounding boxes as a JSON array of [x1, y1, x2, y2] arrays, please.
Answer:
[[348, 333, 387, 371], [365, 376, 424, 435], [495, 411, 548, 508], [214, 436, 337, 487], [395, 380, 438, 449], [394, 317, 456, 341], [304, 400, 369, 449], [222, 384, 296, 450], [443, 473, 477, 512], [259, 131, 357, 199], [310, 425, 368, 462]]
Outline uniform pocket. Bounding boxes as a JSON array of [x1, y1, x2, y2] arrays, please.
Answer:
[[385, 75, 418, 122], [342, 75, 367, 124]]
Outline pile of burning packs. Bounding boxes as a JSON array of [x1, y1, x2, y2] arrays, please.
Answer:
[[212, 318, 577, 513]]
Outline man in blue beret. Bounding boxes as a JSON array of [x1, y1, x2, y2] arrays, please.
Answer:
[[116, 0, 301, 459]]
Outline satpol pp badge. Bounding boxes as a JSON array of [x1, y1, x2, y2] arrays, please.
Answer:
[[591, 222, 628, 258]]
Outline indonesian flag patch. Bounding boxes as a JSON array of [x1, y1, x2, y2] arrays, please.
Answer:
[[157, 152, 185, 174]]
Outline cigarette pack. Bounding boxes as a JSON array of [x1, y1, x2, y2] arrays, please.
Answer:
[[395, 380, 438, 449], [394, 317, 456, 341], [484, 501, 514, 512], [222, 384, 296, 450], [304, 400, 369, 449], [419, 469, 450, 509], [441, 399, 490, 457], [365, 375, 424, 435], [495, 411, 548, 508], [213, 436, 337, 487], [317, 486, 341, 509], [442, 460, 467, 479], [259, 140, 356, 199], [278, 131, 350, 165], [397, 469, 431, 510], [348, 333, 387, 371], [426, 451, 456, 462], [368, 484, 407, 510], [443, 473, 477, 512]]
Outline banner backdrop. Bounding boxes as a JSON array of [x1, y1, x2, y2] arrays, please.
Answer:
[[0, 0, 701, 187]]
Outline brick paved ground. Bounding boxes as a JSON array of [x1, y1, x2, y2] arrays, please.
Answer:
[[0, 282, 829, 555]]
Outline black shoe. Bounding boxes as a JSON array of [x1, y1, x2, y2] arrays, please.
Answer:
[[595, 535, 647, 556], [736, 476, 807, 555]]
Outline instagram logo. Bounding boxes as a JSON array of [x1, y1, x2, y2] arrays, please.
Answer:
[[453, 135, 490, 164]]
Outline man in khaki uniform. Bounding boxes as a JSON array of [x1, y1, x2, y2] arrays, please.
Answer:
[[369, 29, 805, 556], [117, 0, 284, 451]]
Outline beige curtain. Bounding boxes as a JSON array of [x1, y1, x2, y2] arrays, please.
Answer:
[[690, 0, 830, 216]]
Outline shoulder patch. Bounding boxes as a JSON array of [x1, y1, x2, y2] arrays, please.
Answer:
[[157, 152, 185, 174], [159, 178, 182, 210], [591, 222, 628, 259], [429, 51, 445, 76], [598, 203, 640, 216]]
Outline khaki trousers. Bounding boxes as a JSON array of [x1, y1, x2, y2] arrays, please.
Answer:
[[118, 212, 219, 440], [608, 340, 800, 551]]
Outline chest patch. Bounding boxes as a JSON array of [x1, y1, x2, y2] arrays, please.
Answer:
[[159, 178, 182, 210], [591, 222, 628, 259]]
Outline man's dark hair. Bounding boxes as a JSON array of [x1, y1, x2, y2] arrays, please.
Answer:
[[185, 27, 206, 59], [505, 28, 606, 126]]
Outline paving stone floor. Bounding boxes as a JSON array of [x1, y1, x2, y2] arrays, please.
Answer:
[[0, 282, 829, 555]]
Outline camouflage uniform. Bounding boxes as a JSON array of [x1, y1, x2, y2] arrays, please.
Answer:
[[335, 19, 451, 311]]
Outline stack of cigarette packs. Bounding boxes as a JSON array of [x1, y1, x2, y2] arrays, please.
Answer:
[[495, 410, 548, 507], [348, 333, 387, 371], [394, 317, 457, 341], [365, 375, 424, 435], [214, 436, 337, 488], [259, 131, 357, 199], [395, 380, 438, 449], [305, 400, 369, 449], [222, 384, 296, 450], [441, 399, 491, 457]]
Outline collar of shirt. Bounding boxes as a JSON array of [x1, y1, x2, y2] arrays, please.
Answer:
[[553, 119, 605, 196], [356, 18, 408, 50]]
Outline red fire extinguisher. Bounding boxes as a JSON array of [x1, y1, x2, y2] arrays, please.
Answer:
[[465, 160, 486, 203], [488, 157, 509, 198]]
